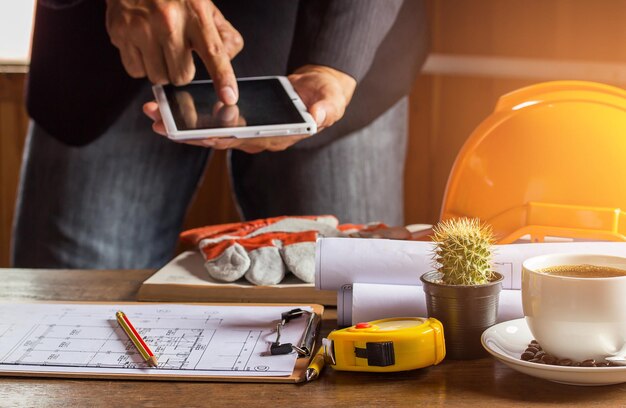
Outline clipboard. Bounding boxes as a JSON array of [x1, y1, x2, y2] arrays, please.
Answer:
[[0, 301, 324, 383]]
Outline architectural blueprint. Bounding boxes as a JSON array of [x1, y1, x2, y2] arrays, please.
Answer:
[[0, 303, 311, 377]]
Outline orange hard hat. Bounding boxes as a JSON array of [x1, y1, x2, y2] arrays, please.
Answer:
[[440, 80, 626, 244]]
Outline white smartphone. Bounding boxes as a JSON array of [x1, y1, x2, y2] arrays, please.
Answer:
[[152, 76, 317, 140]]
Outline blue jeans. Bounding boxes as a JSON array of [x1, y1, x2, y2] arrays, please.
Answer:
[[12, 85, 408, 269]]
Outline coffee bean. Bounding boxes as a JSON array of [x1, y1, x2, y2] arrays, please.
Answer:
[[519, 341, 611, 368], [581, 359, 595, 367]]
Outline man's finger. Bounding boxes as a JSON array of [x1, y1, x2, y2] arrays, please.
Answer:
[[134, 25, 170, 84], [143, 102, 168, 136], [265, 135, 308, 152], [118, 44, 146, 78], [209, 137, 239, 150], [139, 45, 170, 85], [309, 100, 342, 130], [194, 32, 238, 105], [143, 101, 161, 122], [187, 0, 238, 105], [225, 135, 307, 153], [212, 7, 244, 59], [157, 6, 195, 85], [152, 121, 167, 136], [162, 41, 195, 86]]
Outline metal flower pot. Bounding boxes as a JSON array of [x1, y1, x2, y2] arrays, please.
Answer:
[[420, 271, 503, 360]]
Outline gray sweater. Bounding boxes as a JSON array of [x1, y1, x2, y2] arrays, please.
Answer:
[[27, 0, 429, 147]]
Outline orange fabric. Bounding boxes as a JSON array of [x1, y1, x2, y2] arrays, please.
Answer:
[[181, 215, 335, 244], [277, 231, 318, 245], [199, 231, 319, 259], [200, 239, 239, 259], [181, 216, 288, 244]]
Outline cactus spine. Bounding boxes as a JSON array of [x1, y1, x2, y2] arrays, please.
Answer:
[[432, 218, 495, 285]]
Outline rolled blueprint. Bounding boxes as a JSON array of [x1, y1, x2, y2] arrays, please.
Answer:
[[315, 239, 432, 290], [337, 283, 523, 326], [315, 238, 626, 291]]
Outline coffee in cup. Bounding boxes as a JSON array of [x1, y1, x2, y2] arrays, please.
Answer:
[[522, 254, 626, 362], [538, 264, 626, 278]]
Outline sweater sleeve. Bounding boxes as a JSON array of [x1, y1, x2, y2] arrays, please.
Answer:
[[288, 0, 404, 82]]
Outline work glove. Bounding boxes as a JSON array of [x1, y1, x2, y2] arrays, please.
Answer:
[[182, 215, 340, 285], [181, 216, 387, 285]]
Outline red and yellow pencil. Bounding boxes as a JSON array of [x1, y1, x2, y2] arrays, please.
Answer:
[[116, 311, 159, 367]]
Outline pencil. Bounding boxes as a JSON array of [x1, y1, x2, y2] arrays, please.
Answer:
[[116, 311, 158, 367], [305, 345, 326, 381]]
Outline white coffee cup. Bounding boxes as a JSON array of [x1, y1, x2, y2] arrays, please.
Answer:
[[522, 253, 626, 362]]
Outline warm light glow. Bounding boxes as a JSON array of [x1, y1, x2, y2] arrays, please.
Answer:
[[512, 100, 540, 111], [0, 0, 36, 64]]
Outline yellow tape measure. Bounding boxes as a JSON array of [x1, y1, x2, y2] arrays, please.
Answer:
[[324, 317, 445, 372]]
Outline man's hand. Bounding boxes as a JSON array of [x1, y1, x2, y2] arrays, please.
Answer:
[[288, 65, 356, 132], [142, 64, 356, 153], [105, 0, 243, 105]]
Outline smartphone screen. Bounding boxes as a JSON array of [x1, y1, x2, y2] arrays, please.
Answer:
[[163, 78, 307, 130]]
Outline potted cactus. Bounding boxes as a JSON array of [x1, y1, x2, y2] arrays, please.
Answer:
[[420, 218, 503, 359]]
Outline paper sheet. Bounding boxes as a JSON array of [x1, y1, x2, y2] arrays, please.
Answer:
[[0, 303, 312, 377], [337, 283, 523, 326], [316, 238, 626, 290]]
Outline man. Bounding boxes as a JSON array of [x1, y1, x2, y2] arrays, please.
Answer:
[[13, 0, 429, 268]]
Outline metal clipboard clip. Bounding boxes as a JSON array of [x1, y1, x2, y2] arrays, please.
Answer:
[[268, 308, 320, 358]]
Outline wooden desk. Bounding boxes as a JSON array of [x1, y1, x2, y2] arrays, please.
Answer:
[[1, 269, 626, 407]]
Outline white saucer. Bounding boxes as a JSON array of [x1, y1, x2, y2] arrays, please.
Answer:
[[481, 318, 626, 386]]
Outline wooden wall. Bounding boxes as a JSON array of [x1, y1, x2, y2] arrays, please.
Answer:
[[2, 0, 626, 267], [0, 73, 28, 267]]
